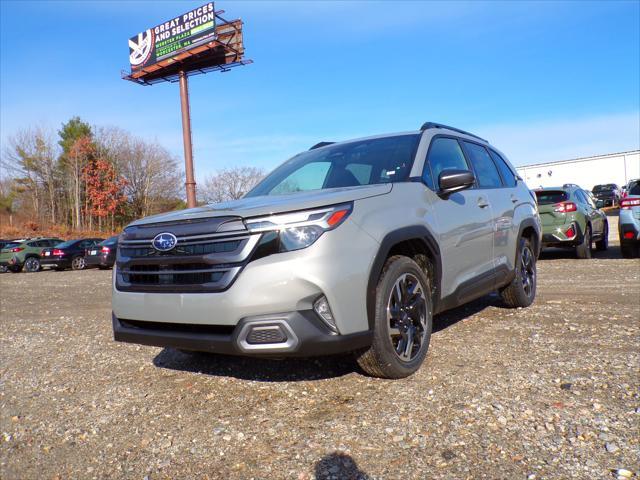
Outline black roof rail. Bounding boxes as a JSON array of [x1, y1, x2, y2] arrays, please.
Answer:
[[309, 141, 335, 150], [420, 122, 488, 143]]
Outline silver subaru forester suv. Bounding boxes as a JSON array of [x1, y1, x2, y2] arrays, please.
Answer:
[[112, 122, 541, 378]]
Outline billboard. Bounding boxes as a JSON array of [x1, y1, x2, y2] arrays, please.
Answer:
[[128, 2, 216, 70]]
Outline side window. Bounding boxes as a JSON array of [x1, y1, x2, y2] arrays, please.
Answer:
[[489, 150, 517, 187], [579, 190, 596, 208], [424, 137, 469, 190], [78, 240, 91, 249], [462, 141, 503, 188]]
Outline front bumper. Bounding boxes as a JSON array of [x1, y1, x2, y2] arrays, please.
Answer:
[[112, 218, 380, 336], [113, 311, 372, 357]]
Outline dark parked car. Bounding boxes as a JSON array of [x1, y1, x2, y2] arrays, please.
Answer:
[[85, 236, 118, 269], [41, 238, 104, 271], [592, 184, 620, 207]]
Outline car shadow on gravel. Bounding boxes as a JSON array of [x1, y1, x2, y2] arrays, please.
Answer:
[[153, 295, 508, 381], [539, 245, 623, 261], [433, 294, 501, 333], [153, 347, 361, 382]]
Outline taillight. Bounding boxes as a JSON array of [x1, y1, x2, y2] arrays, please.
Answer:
[[620, 198, 640, 210], [11, 247, 24, 253], [624, 232, 635, 239], [554, 202, 577, 213], [52, 249, 65, 256], [101, 246, 110, 253]]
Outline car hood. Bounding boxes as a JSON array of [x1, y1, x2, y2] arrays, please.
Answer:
[[129, 184, 393, 226]]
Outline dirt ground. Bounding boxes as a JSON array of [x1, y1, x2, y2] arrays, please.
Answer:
[[1, 215, 638, 479]]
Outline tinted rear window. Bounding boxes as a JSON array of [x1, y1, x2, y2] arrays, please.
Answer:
[[55, 240, 80, 249], [535, 190, 567, 205], [3, 242, 22, 249], [100, 236, 119, 246], [629, 181, 640, 195]]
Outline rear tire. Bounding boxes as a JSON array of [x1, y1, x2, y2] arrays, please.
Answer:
[[8, 265, 22, 273], [595, 222, 608, 251], [356, 256, 432, 379], [24, 257, 41, 273], [71, 256, 85, 270], [576, 225, 592, 259], [501, 236, 537, 308]]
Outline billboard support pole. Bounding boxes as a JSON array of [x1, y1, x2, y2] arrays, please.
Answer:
[[179, 70, 197, 208]]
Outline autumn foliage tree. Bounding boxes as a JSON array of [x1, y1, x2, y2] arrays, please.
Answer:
[[83, 158, 127, 230]]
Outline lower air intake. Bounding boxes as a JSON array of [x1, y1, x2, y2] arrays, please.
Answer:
[[246, 325, 287, 344]]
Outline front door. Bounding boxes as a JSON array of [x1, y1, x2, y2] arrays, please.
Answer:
[[422, 136, 495, 301]]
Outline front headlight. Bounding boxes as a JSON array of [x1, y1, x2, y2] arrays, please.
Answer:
[[245, 203, 353, 252]]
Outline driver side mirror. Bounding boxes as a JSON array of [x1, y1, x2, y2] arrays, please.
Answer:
[[438, 169, 475, 195]]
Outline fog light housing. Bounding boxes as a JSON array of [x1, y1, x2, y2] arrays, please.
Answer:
[[313, 295, 338, 333], [565, 226, 576, 238]]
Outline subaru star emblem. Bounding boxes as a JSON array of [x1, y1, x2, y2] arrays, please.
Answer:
[[152, 232, 177, 252]]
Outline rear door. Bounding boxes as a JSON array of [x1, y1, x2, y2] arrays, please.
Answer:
[[461, 141, 517, 278], [576, 189, 604, 236]]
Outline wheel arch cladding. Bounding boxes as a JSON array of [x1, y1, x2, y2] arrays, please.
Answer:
[[518, 218, 541, 257], [366, 226, 442, 329]]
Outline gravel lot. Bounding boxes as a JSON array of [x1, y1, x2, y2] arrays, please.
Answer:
[[1, 216, 639, 479]]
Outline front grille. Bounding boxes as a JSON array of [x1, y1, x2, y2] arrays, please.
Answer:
[[115, 217, 260, 293], [120, 239, 242, 258]]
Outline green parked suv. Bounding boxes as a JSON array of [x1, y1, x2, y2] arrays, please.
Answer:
[[0, 237, 64, 272], [534, 185, 608, 259]]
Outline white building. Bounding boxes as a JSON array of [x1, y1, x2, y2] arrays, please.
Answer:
[[516, 150, 640, 191]]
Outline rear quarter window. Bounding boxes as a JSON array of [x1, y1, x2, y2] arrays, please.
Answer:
[[535, 190, 568, 205], [629, 181, 640, 195]]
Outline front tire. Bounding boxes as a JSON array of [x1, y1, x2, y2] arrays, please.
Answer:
[[576, 225, 592, 259], [357, 256, 433, 379], [501, 236, 537, 308]]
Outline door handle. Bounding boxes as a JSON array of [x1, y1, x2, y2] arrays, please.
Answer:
[[510, 195, 518, 203], [477, 197, 489, 208]]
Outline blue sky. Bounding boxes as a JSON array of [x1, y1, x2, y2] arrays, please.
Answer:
[[1, 0, 639, 181]]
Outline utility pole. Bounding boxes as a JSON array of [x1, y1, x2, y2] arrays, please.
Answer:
[[179, 70, 197, 208]]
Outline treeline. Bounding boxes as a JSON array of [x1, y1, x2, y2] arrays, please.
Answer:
[[1, 117, 185, 233]]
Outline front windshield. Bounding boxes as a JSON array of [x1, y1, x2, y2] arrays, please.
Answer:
[[245, 134, 420, 197], [593, 185, 613, 192]]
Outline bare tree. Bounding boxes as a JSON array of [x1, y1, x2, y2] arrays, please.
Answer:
[[2, 127, 59, 225], [201, 166, 265, 204], [95, 128, 183, 218]]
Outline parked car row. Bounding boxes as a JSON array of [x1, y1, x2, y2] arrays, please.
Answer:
[[619, 178, 640, 258], [0, 236, 118, 273], [534, 178, 640, 259]]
